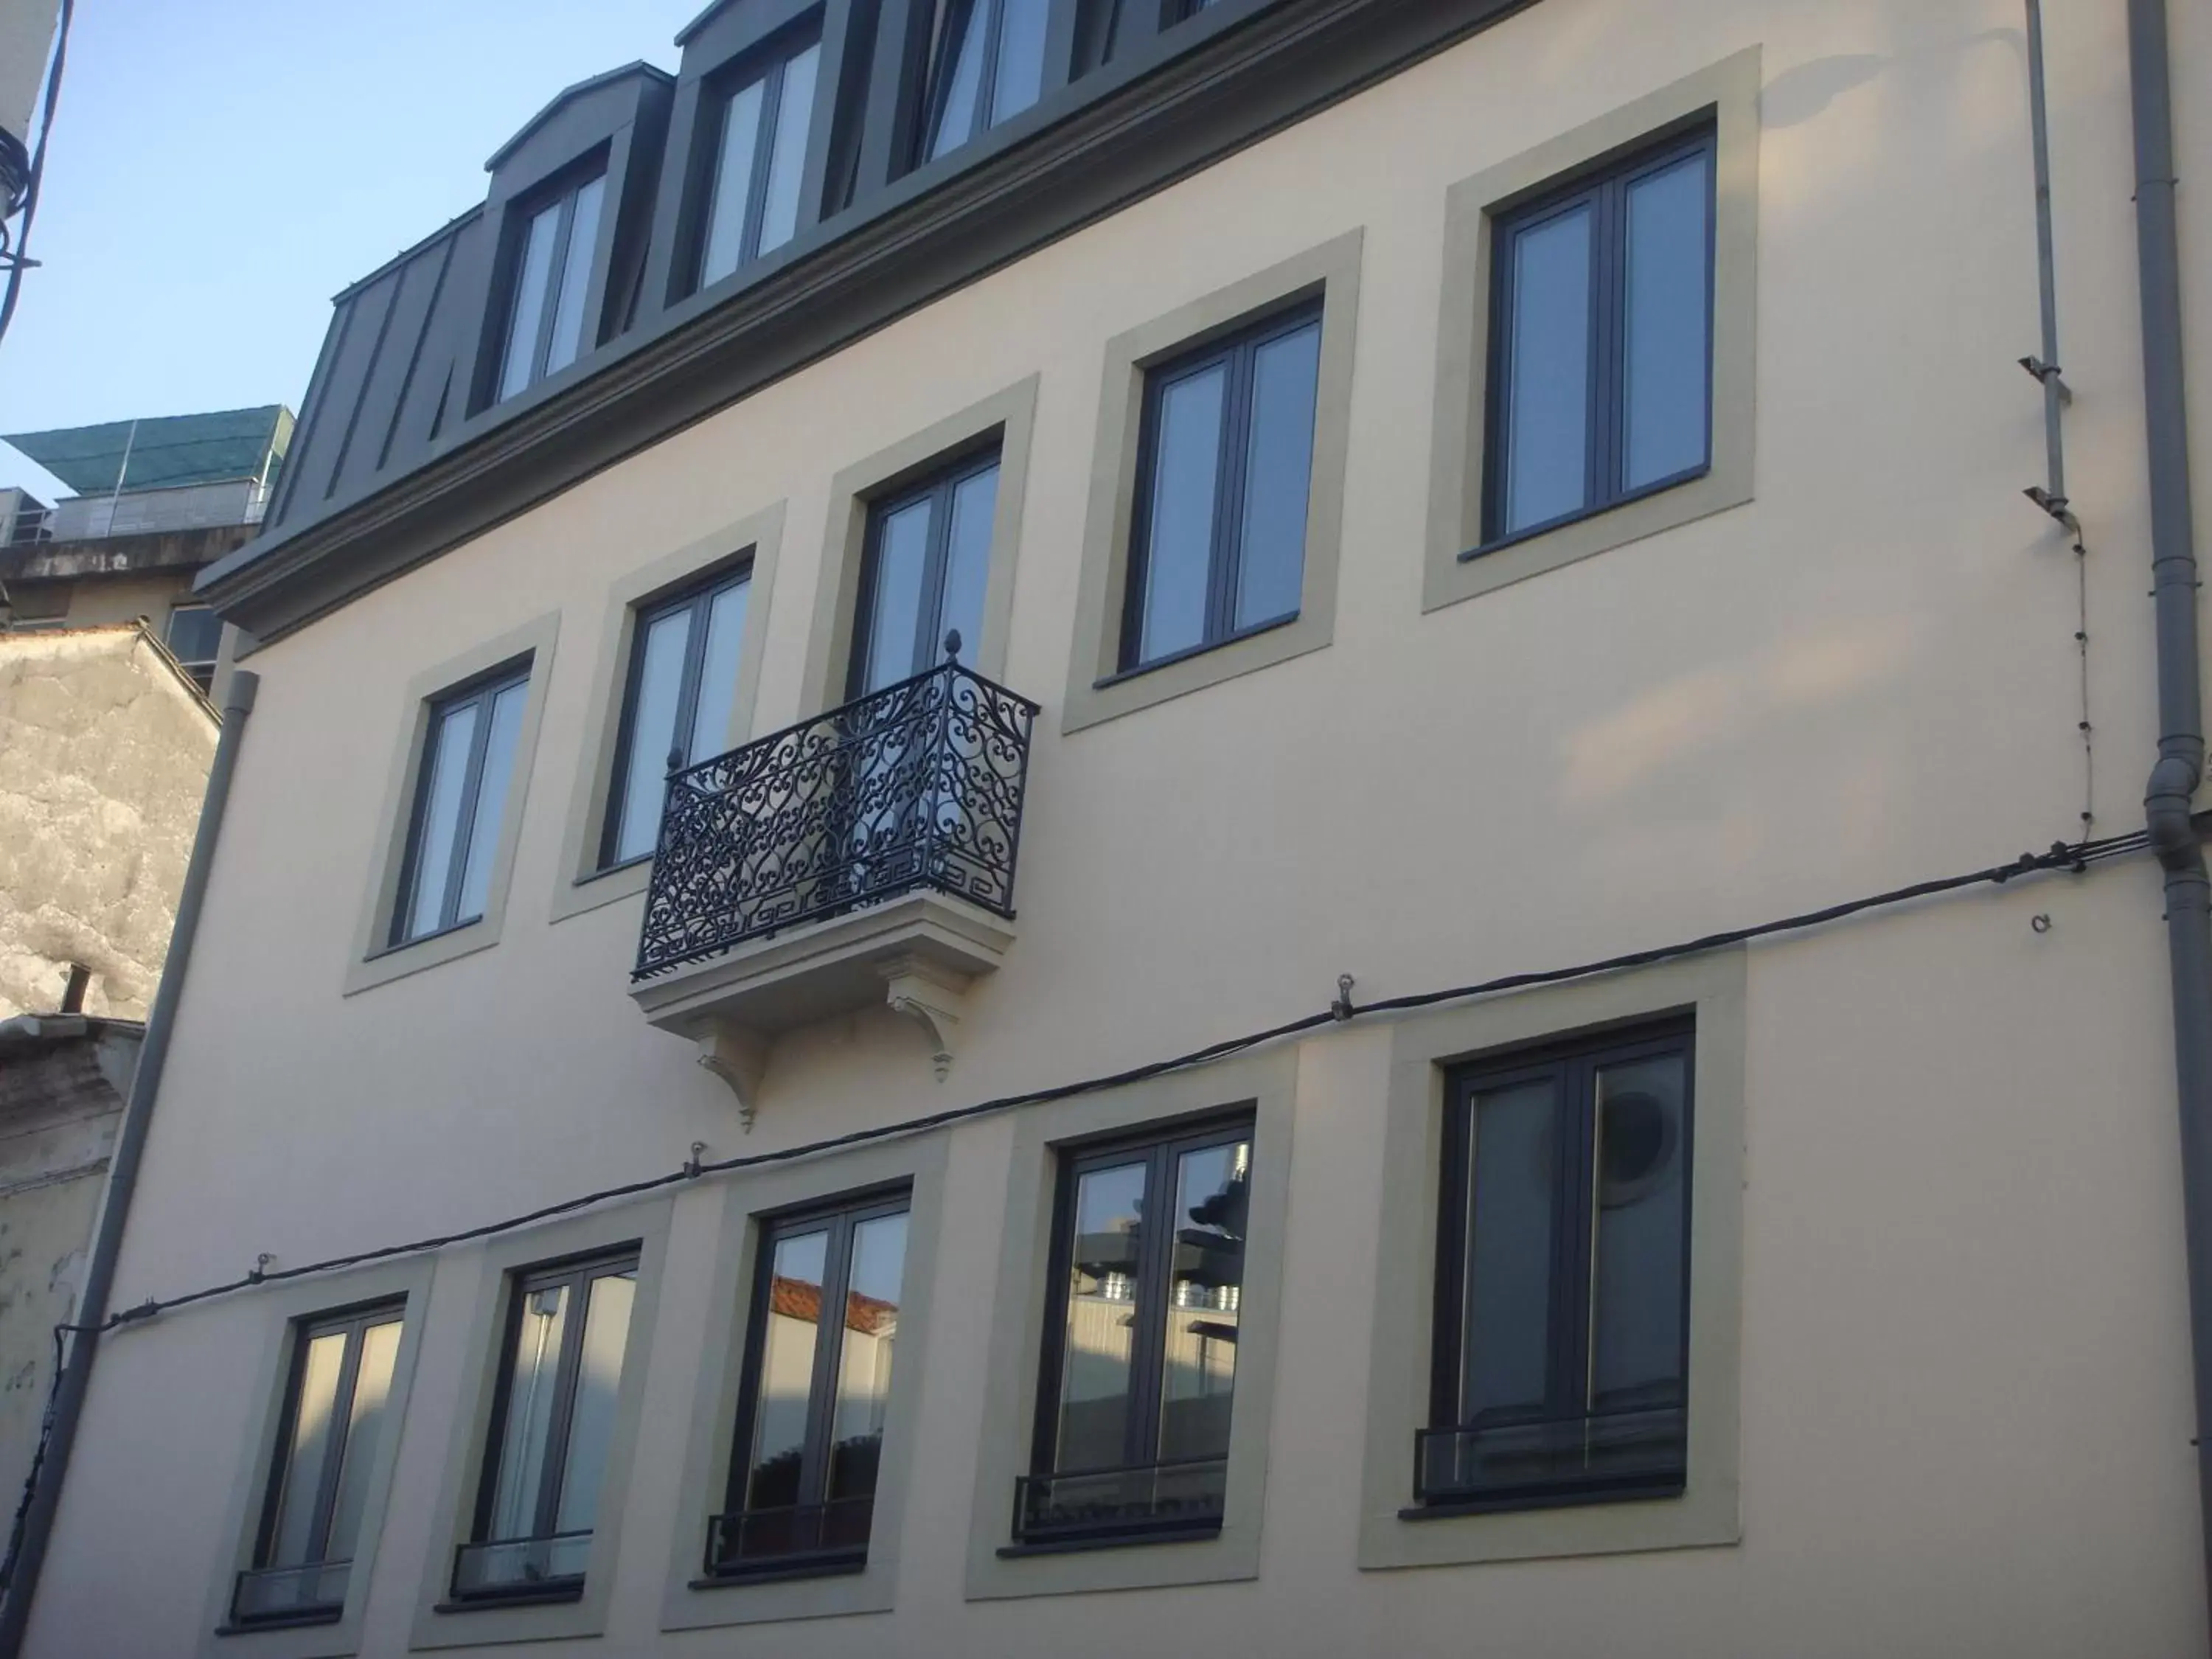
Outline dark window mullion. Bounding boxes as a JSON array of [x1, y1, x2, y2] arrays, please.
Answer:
[[531, 1267, 591, 1540], [976, 0, 1007, 128], [1592, 173, 1630, 508], [1027, 1152, 1083, 1476], [472, 1287, 531, 1545], [667, 591, 713, 771], [912, 476, 957, 668], [740, 58, 785, 265], [1121, 1140, 1179, 1468], [299, 1318, 368, 1565], [1205, 338, 1257, 644], [1557, 1054, 1601, 1419], [254, 1319, 329, 1568], [436, 686, 498, 931], [794, 1214, 858, 1508], [528, 191, 578, 389], [1430, 1081, 1474, 1430]]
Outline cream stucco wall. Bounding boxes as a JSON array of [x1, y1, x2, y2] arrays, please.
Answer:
[[0, 626, 218, 1018], [21, 0, 2212, 1653]]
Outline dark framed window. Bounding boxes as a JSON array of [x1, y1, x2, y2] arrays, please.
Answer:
[[1481, 127, 1716, 546], [452, 1251, 639, 1602], [846, 448, 1000, 698], [1418, 1019, 1694, 1513], [706, 1189, 911, 1579], [1013, 1114, 1251, 1548], [391, 664, 531, 948], [230, 1302, 406, 1628], [164, 603, 222, 689], [495, 165, 608, 403], [602, 568, 753, 869], [1118, 302, 1322, 675], [920, 0, 1050, 164], [698, 32, 822, 288]]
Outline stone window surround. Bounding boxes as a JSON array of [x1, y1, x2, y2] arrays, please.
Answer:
[[406, 1201, 672, 1651], [1060, 229, 1360, 734], [342, 613, 560, 996], [658, 1131, 950, 1632], [964, 1046, 1295, 1600], [1356, 948, 1745, 1571], [1422, 46, 1760, 613], [796, 375, 1039, 717], [546, 501, 787, 925], [199, 1259, 439, 1659]]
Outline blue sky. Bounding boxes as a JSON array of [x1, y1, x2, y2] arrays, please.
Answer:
[[0, 0, 702, 501]]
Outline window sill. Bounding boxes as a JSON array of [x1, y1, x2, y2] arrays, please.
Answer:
[[432, 1583, 585, 1615], [1460, 465, 1710, 564], [997, 1524, 1222, 1559], [214, 1609, 343, 1637], [687, 1555, 868, 1590], [1092, 613, 1299, 691], [1399, 1478, 1685, 1522], [344, 911, 504, 995]]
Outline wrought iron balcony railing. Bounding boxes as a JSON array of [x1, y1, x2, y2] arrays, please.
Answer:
[[634, 654, 1039, 981]]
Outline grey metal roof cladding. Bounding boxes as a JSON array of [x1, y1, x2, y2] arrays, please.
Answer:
[[208, 0, 1537, 641]]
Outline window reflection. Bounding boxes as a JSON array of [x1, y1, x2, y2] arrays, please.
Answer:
[[714, 1193, 911, 1574], [925, 0, 1050, 162], [234, 1304, 406, 1627]]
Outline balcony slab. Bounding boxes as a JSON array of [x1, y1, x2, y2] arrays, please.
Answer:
[[630, 889, 1015, 1124]]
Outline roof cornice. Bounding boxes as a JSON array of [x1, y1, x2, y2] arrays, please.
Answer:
[[203, 0, 1533, 644]]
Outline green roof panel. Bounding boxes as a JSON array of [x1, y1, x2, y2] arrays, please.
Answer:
[[4, 406, 293, 495]]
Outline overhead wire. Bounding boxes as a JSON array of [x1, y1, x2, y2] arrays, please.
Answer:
[[0, 0, 73, 351]]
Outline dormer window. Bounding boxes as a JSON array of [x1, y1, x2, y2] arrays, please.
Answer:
[[497, 168, 608, 403], [698, 36, 822, 288], [922, 0, 1048, 164]]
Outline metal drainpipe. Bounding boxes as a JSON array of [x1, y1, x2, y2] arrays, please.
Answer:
[[0, 669, 260, 1659], [2126, 0, 2212, 1635]]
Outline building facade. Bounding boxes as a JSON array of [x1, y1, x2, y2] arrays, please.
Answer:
[[14, 0, 2212, 1654]]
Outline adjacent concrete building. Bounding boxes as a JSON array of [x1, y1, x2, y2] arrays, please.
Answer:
[[0, 623, 219, 1019], [13, 1, 2212, 1655]]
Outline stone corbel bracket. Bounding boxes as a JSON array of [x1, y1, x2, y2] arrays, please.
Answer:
[[695, 1022, 769, 1130], [880, 954, 976, 1080]]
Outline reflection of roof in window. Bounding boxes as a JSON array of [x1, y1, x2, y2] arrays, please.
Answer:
[[771, 1275, 898, 1335]]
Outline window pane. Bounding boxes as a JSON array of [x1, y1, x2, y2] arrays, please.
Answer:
[[454, 679, 527, 927], [611, 611, 693, 866], [554, 1268, 636, 1534], [701, 78, 766, 286], [990, 0, 1049, 125], [1588, 1052, 1689, 1411], [1157, 1140, 1248, 1463], [165, 605, 223, 666], [1232, 321, 1321, 632], [544, 174, 605, 376], [745, 1230, 830, 1511], [860, 496, 933, 692], [686, 578, 751, 765], [1459, 1077, 1557, 1422], [1135, 363, 1226, 665], [827, 1212, 908, 1503], [403, 700, 480, 942], [1053, 1161, 1147, 1472], [498, 203, 562, 400], [927, 0, 990, 160], [758, 44, 820, 256], [324, 1318, 402, 1564], [1622, 153, 1713, 490], [939, 464, 998, 667], [487, 1281, 569, 1541], [1500, 204, 1592, 535], [268, 1332, 347, 1566]]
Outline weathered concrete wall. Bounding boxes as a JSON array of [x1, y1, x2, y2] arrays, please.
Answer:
[[0, 627, 218, 1018], [0, 1021, 133, 1540]]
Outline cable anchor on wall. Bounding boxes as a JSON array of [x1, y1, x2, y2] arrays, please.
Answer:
[[1331, 974, 1357, 1021]]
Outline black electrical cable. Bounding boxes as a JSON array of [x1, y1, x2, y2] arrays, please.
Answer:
[[0, 827, 2149, 1599], [0, 0, 74, 351], [75, 828, 2146, 1335]]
